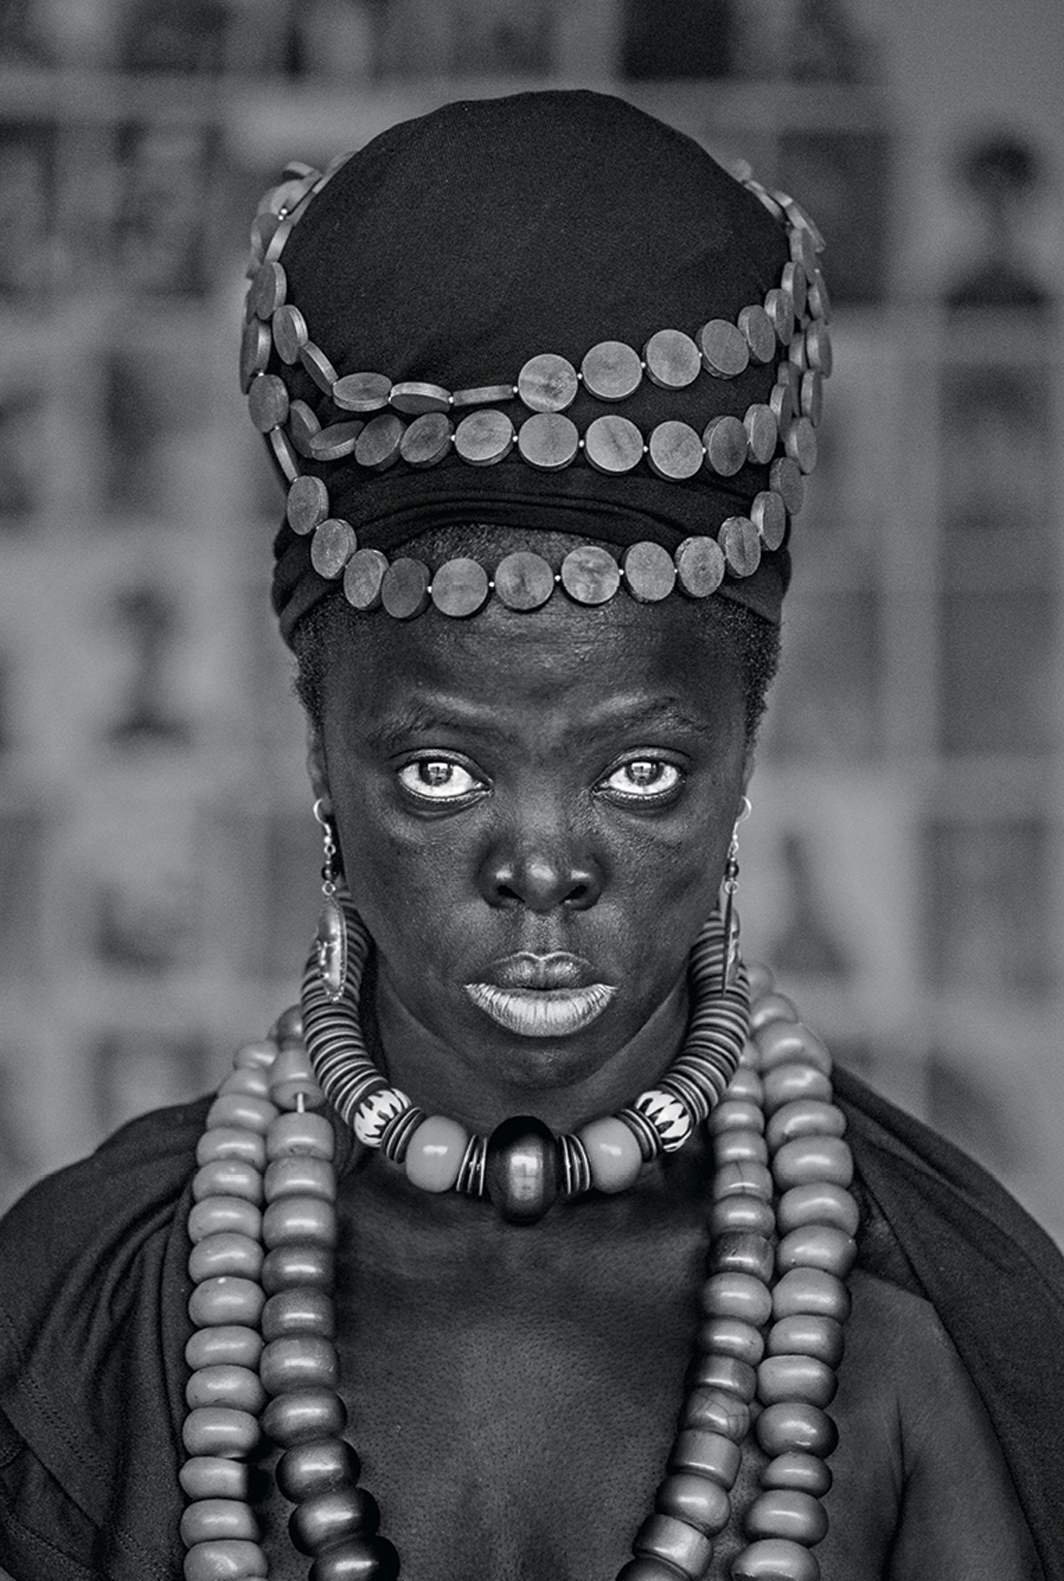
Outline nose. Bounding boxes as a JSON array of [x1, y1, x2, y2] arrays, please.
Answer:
[[478, 840, 604, 913]]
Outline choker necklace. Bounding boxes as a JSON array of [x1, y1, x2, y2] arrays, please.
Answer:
[[180, 951, 857, 1581], [301, 904, 750, 1224]]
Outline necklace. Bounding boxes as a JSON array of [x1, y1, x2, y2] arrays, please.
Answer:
[[302, 904, 750, 1223], [180, 954, 857, 1581]]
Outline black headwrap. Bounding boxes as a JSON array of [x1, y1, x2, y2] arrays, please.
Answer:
[[264, 90, 800, 641]]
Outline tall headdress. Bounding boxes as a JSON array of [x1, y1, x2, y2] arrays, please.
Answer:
[[241, 91, 830, 635]]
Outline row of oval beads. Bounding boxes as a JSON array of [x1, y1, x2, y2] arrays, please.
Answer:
[[181, 1018, 398, 1581], [300, 910, 748, 1221], [620, 972, 858, 1581]]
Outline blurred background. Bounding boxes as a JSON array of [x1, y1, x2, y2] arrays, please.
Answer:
[[0, 0, 1062, 1242]]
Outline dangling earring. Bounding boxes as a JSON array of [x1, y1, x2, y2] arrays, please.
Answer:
[[720, 795, 752, 990], [313, 797, 348, 1002]]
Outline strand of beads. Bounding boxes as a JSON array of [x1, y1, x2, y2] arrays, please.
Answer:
[[618, 969, 858, 1581], [181, 1014, 397, 1581], [181, 1039, 277, 1580]]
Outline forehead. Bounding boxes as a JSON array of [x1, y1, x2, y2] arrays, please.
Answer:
[[321, 591, 745, 733]]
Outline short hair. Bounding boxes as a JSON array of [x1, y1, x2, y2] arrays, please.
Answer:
[[290, 524, 782, 746]]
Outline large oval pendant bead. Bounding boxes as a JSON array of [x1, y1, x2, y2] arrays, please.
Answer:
[[485, 1117, 559, 1224], [579, 1114, 644, 1193]]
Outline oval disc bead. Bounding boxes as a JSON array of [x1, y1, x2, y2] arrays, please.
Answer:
[[765, 1100, 845, 1153], [196, 1128, 267, 1170], [691, 1354, 756, 1402], [277, 1439, 362, 1502], [682, 1385, 751, 1442], [264, 1156, 337, 1202], [262, 1245, 336, 1295], [772, 1268, 851, 1324], [755, 1019, 832, 1075], [710, 1195, 775, 1238], [263, 1196, 338, 1250], [746, 1489, 828, 1547], [712, 1160, 773, 1201], [309, 1535, 400, 1581], [290, 1487, 379, 1556], [405, 1115, 469, 1193], [656, 1472, 731, 1536], [269, 1043, 325, 1110], [709, 1231, 773, 1283], [266, 1112, 335, 1160], [182, 1406, 260, 1459], [188, 1277, 265, 1329], [776, 1225, 857, 1280], [761, 1452, 833, 1497], [618, 1563, 692, 1581], [698, 1316, 765, 1367], [189, 1233, 263, 1284], [579, 1115, 644, 1193], [708, 1100, 765, 1136], [777, 1183, 860, 1239], [731, 1537, 821, 1581], [714, 1130, 769, 1167], [186, 1364, 267, 1415], [183, 1538, 268, 1580], [180, 1499, 259, 1546], [185, 1322, 263, 1371], [702, 1271, 773, 1327], [193, 1161, 262, 1206], [762, 1063, 832, 1113], [669, 1428, 742, 1488], [206, 1093, 278, 1135], [261, 1388, 347, 1447], [748, 992, 799, 1031], [633, 1513, 714, 1580], [773, 1136, 854, 1192], [262, 1287, 336, 1342], [756, 1401, 838, 1459], [767, 1315, 845, 1369], [189, 1198, 262, 1245], [757, 1354, 837, 1409], [261, 1335, 340, 1396], [179, 1457, 251, 1501]]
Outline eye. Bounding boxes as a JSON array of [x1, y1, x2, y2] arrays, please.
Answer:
[[598, 759, 683, 802], [397, 757, 487, 803]]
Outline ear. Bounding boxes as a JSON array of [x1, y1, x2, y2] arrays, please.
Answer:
[[306, 720, 331, 811]]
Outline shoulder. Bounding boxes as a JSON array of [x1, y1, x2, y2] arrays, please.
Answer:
[[0, 1098, 209, 1580]]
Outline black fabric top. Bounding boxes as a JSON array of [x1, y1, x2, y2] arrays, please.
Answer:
[[267, 90, 794, 640], [1, 1067, 1063, 1580]]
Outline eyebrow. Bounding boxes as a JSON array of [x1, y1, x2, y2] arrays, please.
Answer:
[[365, 694, 712, 754]]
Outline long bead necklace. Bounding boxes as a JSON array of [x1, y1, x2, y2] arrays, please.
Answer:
[[180, 957, 857, 1581]]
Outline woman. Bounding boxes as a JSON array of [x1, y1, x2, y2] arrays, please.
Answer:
[[1, 90, 1062, 1581]]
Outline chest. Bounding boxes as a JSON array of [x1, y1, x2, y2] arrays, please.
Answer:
[[257, 1171, 901, 1581]]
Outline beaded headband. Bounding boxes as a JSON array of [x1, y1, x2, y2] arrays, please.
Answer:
[[243, 148, 830, 621]]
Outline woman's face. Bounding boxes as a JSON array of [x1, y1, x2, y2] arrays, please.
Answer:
[[315, 590, 751, 1131]]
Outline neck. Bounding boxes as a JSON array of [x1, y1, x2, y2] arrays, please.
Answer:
[[371, 966, 691, 1135]]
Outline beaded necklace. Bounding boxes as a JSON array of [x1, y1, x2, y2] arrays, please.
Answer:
[[180, 946, 857, 1581]]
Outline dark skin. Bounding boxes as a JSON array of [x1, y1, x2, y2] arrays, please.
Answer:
[[286, 589, 1040, 1581]]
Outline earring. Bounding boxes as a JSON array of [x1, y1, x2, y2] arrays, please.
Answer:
[[313, 798, 347, 1003], [720, 795, 751, 990]]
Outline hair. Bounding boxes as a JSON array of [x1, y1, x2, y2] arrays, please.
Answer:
[[290, 524, 782, 747]]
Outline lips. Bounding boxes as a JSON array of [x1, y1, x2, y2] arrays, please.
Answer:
[[465, 953, 616, 1038]]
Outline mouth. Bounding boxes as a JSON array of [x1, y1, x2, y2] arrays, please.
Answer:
[[464, 982, 617, 1038]]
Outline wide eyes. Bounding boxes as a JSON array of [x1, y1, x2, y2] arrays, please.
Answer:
[[396, 754, 683, 807], [597, 759, 682, 802], [397, 758, 486, 802]]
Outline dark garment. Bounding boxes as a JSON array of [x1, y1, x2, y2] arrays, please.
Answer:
[[0, 1069, 1062, 1581]]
